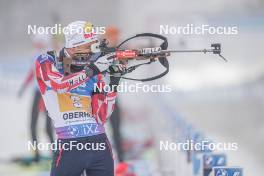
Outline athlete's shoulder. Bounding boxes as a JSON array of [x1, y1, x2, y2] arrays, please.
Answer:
[[36, 53, 55, 64]]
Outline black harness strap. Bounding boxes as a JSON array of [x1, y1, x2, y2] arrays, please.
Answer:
[[116, 33, 169, 82]]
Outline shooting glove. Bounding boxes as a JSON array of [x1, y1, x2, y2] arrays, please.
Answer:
[[109, 63, 126, 92], [85, 53, 116, 77]]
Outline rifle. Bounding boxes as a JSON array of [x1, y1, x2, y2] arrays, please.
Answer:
[[98, 33, 227, 81]]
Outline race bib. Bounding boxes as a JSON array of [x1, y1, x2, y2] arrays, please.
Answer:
[[57, 93, 91, 113]]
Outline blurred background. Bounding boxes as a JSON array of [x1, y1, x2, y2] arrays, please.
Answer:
[[0, 0, 263, 175]]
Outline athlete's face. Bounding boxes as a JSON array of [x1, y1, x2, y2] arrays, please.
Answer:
[[64, 41, 99, 74]]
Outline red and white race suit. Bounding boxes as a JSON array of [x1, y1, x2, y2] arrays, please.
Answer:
[[35, 53, 116, 139]]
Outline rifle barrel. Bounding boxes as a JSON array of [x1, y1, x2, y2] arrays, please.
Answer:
[[163, 49, 216, 53]]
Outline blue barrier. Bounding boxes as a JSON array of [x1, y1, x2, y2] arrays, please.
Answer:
[[212, 167, 243, 176], [154, 94, 243, 176], [203, 153, 227, 176]]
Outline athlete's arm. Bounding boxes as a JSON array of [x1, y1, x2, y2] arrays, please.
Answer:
[[36, 53, 116, 94], [35, 54, 98, 93], [91, 74, 117, 125], [91, 64, 125, 124]]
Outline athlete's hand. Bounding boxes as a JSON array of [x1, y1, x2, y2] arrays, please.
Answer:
[[84, 53, 116, 77], [109, 63, 127, 92], [93, 53, 116, 72], [109, 63, 126, 78]]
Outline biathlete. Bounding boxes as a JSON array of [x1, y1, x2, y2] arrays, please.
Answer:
[[35, 21, 125, 176]]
